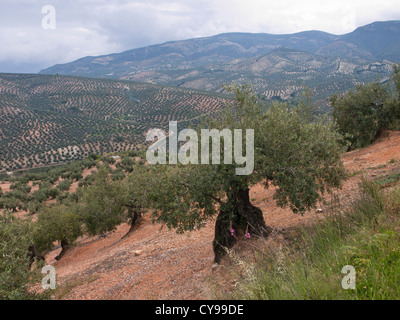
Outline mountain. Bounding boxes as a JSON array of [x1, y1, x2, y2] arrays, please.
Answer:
[[0, 73, 227, 171], [340, 20, 400, 62], [40, 21, 400, 82], [115, 48, 393, 105], [39, 31, 338, 78]]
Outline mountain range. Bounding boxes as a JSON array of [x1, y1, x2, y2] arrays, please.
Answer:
[[39, 20, 400, 103]]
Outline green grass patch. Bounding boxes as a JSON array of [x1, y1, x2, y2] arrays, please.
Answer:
[[375, 172, 400, 187]]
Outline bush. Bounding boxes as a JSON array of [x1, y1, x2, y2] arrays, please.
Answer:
[[57, 179, 73, 192], [331, 81, 391, 148]]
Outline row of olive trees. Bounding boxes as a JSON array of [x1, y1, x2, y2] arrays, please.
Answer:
[[31, 163, 151, 261], [0, 157, 146, 299]]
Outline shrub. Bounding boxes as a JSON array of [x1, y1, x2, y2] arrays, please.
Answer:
[[57, 179, 73, 192]]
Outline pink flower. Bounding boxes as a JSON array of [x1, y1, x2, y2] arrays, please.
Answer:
[[230, 228, 235, 236], [245, 232, 251, 239]]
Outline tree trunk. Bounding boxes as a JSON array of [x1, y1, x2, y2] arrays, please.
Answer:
[[212, 188, 271, 263], [28, 245, 37, 268], [55, 239, 70, 261], [122, 210, 143, 239], [374, 126, 388, 142], [28, 244, 45, 268]]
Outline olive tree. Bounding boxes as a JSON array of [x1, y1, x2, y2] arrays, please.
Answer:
[[79, 166, 126, 237], [34, 204, 82, 260], [331, 64, 400, 149], [119, 165, 154, 237], [139, 85, 346, 263], [0, 215, 45, 299]]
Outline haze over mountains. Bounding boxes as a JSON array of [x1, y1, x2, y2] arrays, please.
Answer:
[[40, 20, 400, 102]]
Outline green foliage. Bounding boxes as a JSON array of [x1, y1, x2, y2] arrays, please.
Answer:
[[0, 215, 44, 300], [102, 156, 116, 165], [375, 172, 400, 186], [331, 65, 400, 149], [32, 189, 47, 203], [258, 102, 346, 213], [28, 200, 41, 215], [141, 84, 346, 233], [34, 204, 82, 254], [144, 165, 222, 233], [111, 168, 125, 181], [57, 179, 73, 192], [45, 188, 61, 200], [80, 166, 126, 236]]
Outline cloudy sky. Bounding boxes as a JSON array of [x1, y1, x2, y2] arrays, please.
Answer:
[[0, 0, 399, 73]]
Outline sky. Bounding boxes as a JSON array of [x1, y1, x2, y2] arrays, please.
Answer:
[[0, 0, 399, 73]]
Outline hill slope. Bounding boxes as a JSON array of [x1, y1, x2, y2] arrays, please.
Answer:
[[0, 73, 227, 171], [46, 131, 400, 300], [118, 48, 394, 105], [341, 20, 400, 62], [39, 30, 338, 77]]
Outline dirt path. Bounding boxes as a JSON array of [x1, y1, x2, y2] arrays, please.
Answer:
[[47, 131, 400, 300]]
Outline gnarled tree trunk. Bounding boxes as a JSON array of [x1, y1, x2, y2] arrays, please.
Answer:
[[212, 188, 271, 263], [122, 209, 143, 239], [55, 239, 70, 261]]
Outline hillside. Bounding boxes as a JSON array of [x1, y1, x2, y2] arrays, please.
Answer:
[[117, 48, 394, 106], [40, 130, 400, 300], [39, 21, 400, 98], [341, 21, 400, 62], [0, 73, 227, 171], [39, 31, 337, 77]]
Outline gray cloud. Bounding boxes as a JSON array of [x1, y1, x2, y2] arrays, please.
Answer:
[[0, 0, 399, 73]]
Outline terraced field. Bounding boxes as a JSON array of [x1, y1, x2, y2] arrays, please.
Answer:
[[0, 74, 228, 171]]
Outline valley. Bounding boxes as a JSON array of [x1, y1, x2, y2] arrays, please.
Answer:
[[0, 74, 227, 171]]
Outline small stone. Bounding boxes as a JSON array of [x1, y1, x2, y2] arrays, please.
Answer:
[[134, 250, 142, 256], [316, 208, 323, 213]]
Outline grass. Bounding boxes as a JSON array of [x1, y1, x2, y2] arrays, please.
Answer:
[[54, 274, 99, 300], [375, 172, 400, 187], [226, 179, 400, 300]]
